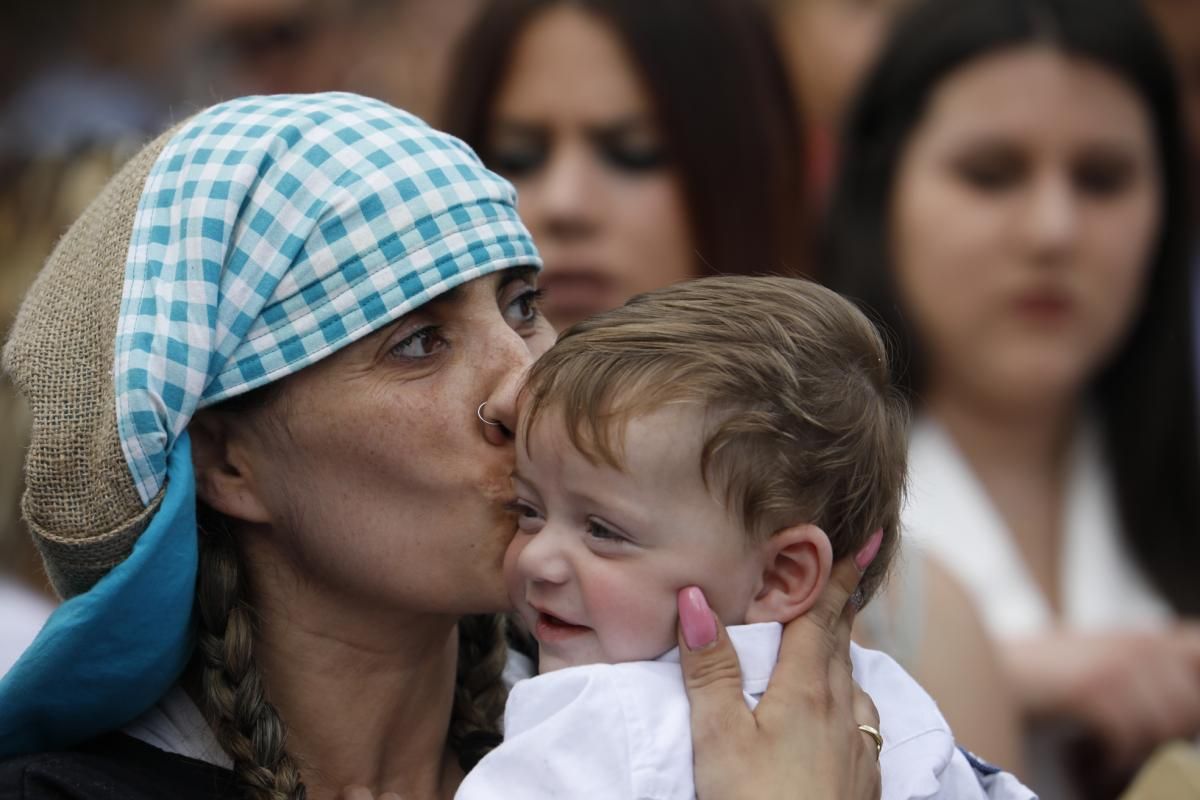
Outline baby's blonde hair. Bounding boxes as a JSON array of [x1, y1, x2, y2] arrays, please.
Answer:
[[521, 276, 908, 602]]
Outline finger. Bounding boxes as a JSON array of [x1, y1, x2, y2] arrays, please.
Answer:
[[853, 684, 881, 732], [1104, 672, 1166, 766], [799, 530, 881, 642], [677, 587, 754, 748], [776, 556, 862, 683], [1172, 625, 1200, 671], [380, 794, 405, 800], [1146, 657, 1200, 741], [337, 787, 375, 800]]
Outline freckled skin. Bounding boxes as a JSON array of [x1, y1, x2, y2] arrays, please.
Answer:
[[231, 272, 556, 632]]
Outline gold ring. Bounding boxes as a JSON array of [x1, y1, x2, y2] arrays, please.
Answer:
[[857, 723, 883, 757]]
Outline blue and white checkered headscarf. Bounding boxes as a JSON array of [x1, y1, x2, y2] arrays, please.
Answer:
[[116, 92, 539, 504], [0, 93, 540, 757]]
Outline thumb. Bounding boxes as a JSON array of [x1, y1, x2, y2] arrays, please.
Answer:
[[677, 587, 753, 744]]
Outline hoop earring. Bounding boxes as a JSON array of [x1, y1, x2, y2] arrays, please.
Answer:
[[477, 402, 502, 427]]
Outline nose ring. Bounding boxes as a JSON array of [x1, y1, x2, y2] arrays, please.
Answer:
[[477, 402, 503, 427]]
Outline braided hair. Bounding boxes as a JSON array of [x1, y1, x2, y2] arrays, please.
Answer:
[[194, 512, 307, 800], [448, 614, 511, 771]]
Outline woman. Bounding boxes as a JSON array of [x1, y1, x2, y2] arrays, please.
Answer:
[[442, 0, 1023, 769], [825, 0, 1200, 794], [442, 0, 808, 331], [765, 0, 913, 198], [0, 92, 882, 799]]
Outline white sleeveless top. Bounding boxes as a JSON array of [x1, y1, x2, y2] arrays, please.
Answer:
[[902, 414, 1171, 639]]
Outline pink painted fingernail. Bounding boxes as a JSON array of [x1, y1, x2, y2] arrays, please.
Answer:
[[678, 586, 718, 651], [855, 529, 884, 572]]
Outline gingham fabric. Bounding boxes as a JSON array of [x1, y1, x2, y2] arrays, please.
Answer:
[[114, 93, 540, 504]]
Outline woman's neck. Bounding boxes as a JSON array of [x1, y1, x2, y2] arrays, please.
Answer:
[[925, 383, 1077, 474], [924, 382, 1079, 610], [249, 576, 466, 800]]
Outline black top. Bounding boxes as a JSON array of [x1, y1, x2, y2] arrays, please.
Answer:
[[0, 733, 238, 799]]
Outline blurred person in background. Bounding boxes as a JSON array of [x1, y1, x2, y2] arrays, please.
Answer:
[[1141, 0, 1200, 385], [825, 0, 1200, 797], [0, 0, 185, 162], [765, 0, 913, 197], [441, 0, 1022, 769], [441, 0, 808, 332], [190, 0, 483, 124]]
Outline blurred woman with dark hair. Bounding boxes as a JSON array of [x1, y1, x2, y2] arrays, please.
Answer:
[[825, 0, 1200, 795], [441, 0, 808, 331]]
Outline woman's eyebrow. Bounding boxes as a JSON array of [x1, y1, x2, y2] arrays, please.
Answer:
[[499, 266, 540, 289], [587, 114, 655, 139], [490, 120, 543, 137]]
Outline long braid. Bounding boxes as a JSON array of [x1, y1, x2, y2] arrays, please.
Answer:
[[448, 613, 510, 771], [194, 512, 307, 800]]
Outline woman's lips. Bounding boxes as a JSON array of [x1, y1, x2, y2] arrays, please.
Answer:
[[534, 611, 591, 642], [1011, 287, 1074, 322], [539, 269, 619, 323]]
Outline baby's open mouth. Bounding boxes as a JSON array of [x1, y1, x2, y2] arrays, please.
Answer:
[[534, 611, 591, 641]]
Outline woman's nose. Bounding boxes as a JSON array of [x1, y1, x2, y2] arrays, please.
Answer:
[[480, 328, 536, 444], [529, 143, 601, 244], [1023, 171, 1080, 264]]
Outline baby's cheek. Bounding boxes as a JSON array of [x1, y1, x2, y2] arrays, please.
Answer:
[[584, 567, 679, 661]]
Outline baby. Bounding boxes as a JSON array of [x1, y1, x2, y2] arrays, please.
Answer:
[[457, 276, 1035, 800]]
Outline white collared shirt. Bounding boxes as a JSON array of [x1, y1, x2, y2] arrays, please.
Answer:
[[456, 623, 1036, 800]]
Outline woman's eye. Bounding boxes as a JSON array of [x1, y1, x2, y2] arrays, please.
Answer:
[[586, 519, 628, 544], [1073, 156, 1134, 197], [489, 139, 547, 178], [954, 155, 1024, 192], [504, 288, 544, 327], [389, 327, 446, 360], [599, 140, 666, 173]]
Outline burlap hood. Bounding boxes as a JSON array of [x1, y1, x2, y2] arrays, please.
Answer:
[[2, 128, 176, 598]]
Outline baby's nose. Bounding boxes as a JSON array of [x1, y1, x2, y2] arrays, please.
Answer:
[[515, 526, 573, 586]]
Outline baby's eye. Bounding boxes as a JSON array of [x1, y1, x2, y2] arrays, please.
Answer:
[[586, 519, 628, 544], [507, 500, 545, 533]]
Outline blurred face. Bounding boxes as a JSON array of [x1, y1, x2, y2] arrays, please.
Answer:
[[487, 6, 695, 331], [237, 269, 555, 618], [892, 47, 1162, 412], [193, 0, 481, 120], [774, 0, 911, 129], [505, 406, 765, 673]]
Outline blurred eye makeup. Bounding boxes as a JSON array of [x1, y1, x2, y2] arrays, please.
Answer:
[[487, 117, 668, 178], [488, 125, 548, 176]]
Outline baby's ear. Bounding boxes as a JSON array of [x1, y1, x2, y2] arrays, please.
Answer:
[[744, 524, 833, 625]]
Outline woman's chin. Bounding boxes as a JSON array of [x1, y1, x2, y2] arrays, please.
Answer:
[[461, 575, 516, 615]]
